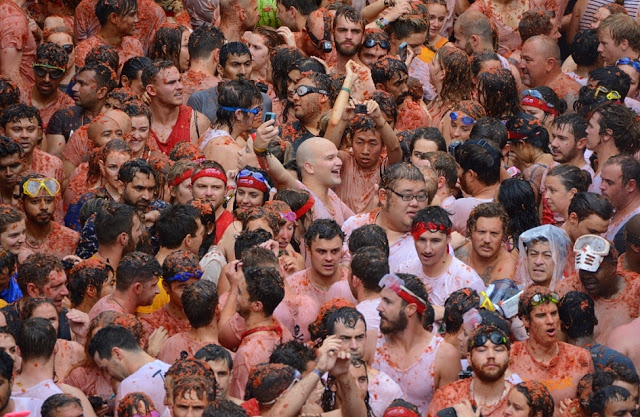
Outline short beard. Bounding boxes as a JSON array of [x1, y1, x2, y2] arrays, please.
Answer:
[[470, 358, 508, 383], [336, 42, 361, 58], [380, 308, 408, 335]]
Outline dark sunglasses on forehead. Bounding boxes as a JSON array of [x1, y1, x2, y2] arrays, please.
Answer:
[[470, 331, 509, 349], [363, 39, 390, 49], [33, 63, 65, 80]]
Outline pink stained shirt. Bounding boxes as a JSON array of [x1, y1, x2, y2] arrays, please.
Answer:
[[116, 359, 170, 414], [88, 295, 125, 322], [451, 197, 493, 235], [157, 332, 217, 364], [368, 368, 404, 417], [334, 151, 387, 215], [356, 298, 381, 331], [397, 255, 487, 306], [297, 180, 354, 227], [141, 305, 191, 339]]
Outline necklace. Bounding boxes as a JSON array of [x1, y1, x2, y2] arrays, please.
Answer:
[[110, 294, 126, 311]]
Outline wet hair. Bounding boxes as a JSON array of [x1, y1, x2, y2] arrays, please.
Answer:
[[0, 250, 15, 279], [568, 192, 614, 222], [95, 0, 137, 25], [371, 56, 408, 86], [454, 140, 501, 185], [216, 79, 261, 131], [19, 297, 57, 322], [86, 139, 131, 186], [425, 151, 458, 190], [246, 363, 296, 403], [552, 112, 587, 142], [379, 162, 425, 191], [0, 350, 12, 382], [350, 247, 387, 292], [85, 46, 120, 74], [514, 381, 555, 417], [95, 201, 136, 245], [547, 164, 592, 193], [68, 258, 113, 307], [88, 325, 142, 359], [518, 285, 557, 320], [117, 392, 157, 417], [590, 386, 633, 416], [16, 253, 63, 295], [519, 10, 556, 42], [269, 340, 316, 373], [234, 228, 273, 259], [115, 252, 162, 291], [219, 41, 251, 68], [409, 127, 447, 153], [469, 51, 501, 79], [597, 13, 640, 51], [308, 299, 356, 343], [326, 307, 366, 337], [386, 12, 429, 42], [195, 344, 233, 371], [526, 86, 567, 115], [163, 250, 201, 283], [0, 136, 23, 158], [36, 42, 68, 70], [241, 246, 278, 270], [506, 112, 550, 151], [0, 77, 20, 110], [471, 117, 508, 151], [276, 0, 319, 15], [412, 206, 452, 236], [119, 56, 153, 88], [590, 66, 631, 99], [254, 26, 286, 51], [592, 103, 640, 155], [239, 206, 279, 235], [603, 154, 640, 188], [149, 25, 189, 70], [467, 202, 509, 238], [304, 219, 344, 247], [348, 224, 390, 256], [172, 374, 216, 404], [608, 362, 640, 385], [141, 60, 175, 87], [0, 103, 43, 129], [156, 204, 200, 249], [333, 5, 366, 32], [189, 25, 225, 61], [497, 178, 540, 244], [118, 158, 157, 186], [571, 29, 600, 67], [271, 46, 306, 101], [398, 273, 433, 323], [558, 291, 596, 339], [243, 266, 285, 316], [79, 63, 117, 95], [42, 394, 82, 417], [477, 68, 520, 120], [371, 90, 398, 122], [203, 400, 249, 417], [435, 46, 472, 103], [17, 317, 56, 361]]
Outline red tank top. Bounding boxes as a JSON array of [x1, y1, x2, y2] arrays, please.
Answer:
[[152, 105, 193, 155], [215, 210, 234, 244]]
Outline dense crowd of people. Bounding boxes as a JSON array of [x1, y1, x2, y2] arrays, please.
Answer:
[[1, 0, 640, 415]]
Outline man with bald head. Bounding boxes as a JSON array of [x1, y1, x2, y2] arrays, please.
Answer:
[[519, 35, 581, 109], [62, 109, 131, 178], [219, 0, 259, 41], [254, 132, 354, 225], [87, 115, 123, 149]]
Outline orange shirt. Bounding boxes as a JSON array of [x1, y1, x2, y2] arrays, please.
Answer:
[[0, 0, 36, 91], [141, 305, 190, 338], [157, 332, 218, 364], [26, 92, 75, 132], [24, 222, 79, 259], [74, 35, 144, 71]]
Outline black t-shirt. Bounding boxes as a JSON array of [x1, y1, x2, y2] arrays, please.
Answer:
[[46, 106, 87, 142], [1, 302, 72, 340]]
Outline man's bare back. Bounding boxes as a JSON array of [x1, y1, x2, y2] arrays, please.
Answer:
[[454, 242, 518, 285]]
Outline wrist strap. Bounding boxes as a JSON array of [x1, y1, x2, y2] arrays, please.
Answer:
[[312, 368, 324, 378], [341, 86, 351, 94]]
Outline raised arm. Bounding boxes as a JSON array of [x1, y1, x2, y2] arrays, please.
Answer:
[[367, 99, 402, 165], [253, 119, 299, 190]]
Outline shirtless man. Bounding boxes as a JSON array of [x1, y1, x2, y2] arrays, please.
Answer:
[[373, 273, 460, 416], [141, 61, 210, 156], [599, 156, 640, 247], [455, 202, 518, 285], [218, 0, 259, 42]]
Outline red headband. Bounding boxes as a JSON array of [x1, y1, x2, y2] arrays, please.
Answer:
[[384, 407, 420, 417], [395, 287, 427, 314], [169, 169, 193, 187], [191, 168, 227, 185], [411, 221, 451, 240], [237, 176, 268, 193], [294, 194, 315, 219], [522, 96, 559, 116]]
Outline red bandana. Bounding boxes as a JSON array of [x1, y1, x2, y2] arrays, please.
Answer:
[[191, 168, 227, 185], [411, 221, 451, 240], [237, 176, 268, 192], [522, 96, 559, 116], [169, 169, 193, 187]]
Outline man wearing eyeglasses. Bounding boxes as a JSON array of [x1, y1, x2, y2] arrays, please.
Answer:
[[28, 43, 75, 132], [17, 175, 79, 260], [427, 325, 512, 417], [510, 286, 594, 414], [556, 233, 640, 344]]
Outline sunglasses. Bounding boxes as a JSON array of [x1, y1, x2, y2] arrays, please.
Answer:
[[62, 44, 74, 54], [616, 57, 640, 72], [33, 63, 65, 80], [294, 85, 328, 97], [470, 331, 509, 349], [219, 105, 261, 115], [238, 169, 269, 184], [363, 39, 390, 49], [449, 111, 475, 125], [260, 369, 302, 405], [593, 85, 622, 101], [530, 292, 560, 306], [23, 178, 60, 198], [522, 89, 545, 100]]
